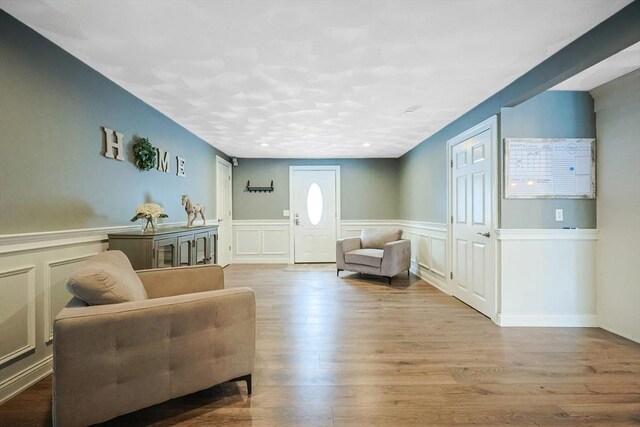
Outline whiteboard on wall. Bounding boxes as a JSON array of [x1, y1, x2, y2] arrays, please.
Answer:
[[504, 138, 596, 199]]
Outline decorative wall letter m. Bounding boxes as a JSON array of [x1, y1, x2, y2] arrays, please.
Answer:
[[157, 148, 170, 173], [102, 127, 125, 160]]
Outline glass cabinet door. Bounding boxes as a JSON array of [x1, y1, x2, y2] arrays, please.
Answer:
[[194, 232, 211, 265], [177, 236, 192, 266], [154, 238, 176, 268]]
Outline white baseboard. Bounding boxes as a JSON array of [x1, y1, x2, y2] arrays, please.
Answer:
[[232, 257, 289, 264], [0, 356, 52, 405], [412, 265, 448, 294], [497, 314, 599, 327], [598, 322, 640, 344]]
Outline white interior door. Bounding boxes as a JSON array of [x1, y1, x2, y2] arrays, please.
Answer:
[[216, 156, 232, 267], [291, 168, 338, 263], [450, 125, 495, 318]]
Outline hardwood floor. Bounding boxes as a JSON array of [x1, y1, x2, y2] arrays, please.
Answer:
[[2, 264, 639, 426]]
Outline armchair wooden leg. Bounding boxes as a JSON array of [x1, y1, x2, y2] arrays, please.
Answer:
[[230, 374, 252, 395], [407, 270, 410, 278], [337, 269, 342, 277], [387, 276, 392, 285]]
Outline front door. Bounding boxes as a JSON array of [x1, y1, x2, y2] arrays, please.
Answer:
[[291, 168, 338, 263], [450, 123, 495, 318], [216, 156, 232, 267]]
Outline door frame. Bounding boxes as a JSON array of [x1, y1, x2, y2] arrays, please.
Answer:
[[215, 155, 233, 266], [288, 165, 341, 264], [445, 115, 499, 322]]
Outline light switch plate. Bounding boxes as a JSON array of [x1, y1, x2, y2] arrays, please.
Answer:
[[555, 209, 564, 221], [283, 209, 290, 217]]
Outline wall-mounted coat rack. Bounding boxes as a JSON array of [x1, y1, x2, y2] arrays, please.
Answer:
[[246, 180, 274, 193]]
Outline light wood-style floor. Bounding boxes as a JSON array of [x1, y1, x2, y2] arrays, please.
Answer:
[[2, 264, 639, 426]]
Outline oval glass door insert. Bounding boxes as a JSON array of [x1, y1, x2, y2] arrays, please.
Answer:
[[307, 183, 323, 225]]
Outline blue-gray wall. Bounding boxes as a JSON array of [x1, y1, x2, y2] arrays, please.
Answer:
[[232, 158, 399, 220], [0, 11, 228, 234], [398, 2, 639, 225], [501, 91, 596, 228]]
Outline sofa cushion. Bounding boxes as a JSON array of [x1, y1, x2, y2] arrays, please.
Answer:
[[66, 251, 148, 305], [360, 228, 403, 249], [345, 248, 384, 268]]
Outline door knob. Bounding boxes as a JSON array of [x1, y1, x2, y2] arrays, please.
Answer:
[[477, 232, 491, 238], [217, 218, 223, 222]]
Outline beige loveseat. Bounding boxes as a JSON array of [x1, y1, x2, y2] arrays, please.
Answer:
[[336, 228, 411, 284], [53, 251, 255, 427]]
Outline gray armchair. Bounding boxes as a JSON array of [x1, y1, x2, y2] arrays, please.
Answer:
[[54, 251, 255, 427], [336, 228, 411, 284]]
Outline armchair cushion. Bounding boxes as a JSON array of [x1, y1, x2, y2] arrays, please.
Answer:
[[345, 248, 384, 268], [361, 228, 403, 249], [65, 250, 147, 305]]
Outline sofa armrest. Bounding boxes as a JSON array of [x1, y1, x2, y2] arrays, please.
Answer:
[[136, 264, 224, 298], [53, 287, 255, 427], [381, 239, 411, 277], [336, 237, 361, 269]]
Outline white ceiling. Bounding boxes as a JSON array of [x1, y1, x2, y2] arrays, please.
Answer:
[[2, 0, 631, 158], [552, 42, 640, 91]]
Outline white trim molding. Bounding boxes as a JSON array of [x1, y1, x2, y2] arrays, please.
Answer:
[[0, 229, 109, 404], [0, 265, 36, 365], [397, 220, 447, 233], [496, 228, 598, 240], [0, 355, 52, 405], [232, 220, 290, 264], [398, 221, 449, 294], [0, 221, 188, 254], [44, 254, 98, 343]]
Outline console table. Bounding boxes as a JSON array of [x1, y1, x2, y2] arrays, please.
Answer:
[[108, 225, 218, 270]]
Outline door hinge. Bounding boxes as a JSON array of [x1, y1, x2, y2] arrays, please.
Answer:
[[450, 216, 453, 224], [450, 159, 453, 168], [229, 245, 231, 251], [450, 272, 453, 280]]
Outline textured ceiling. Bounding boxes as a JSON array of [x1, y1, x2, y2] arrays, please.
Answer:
[[2, 0, 631, 158], [552, 42, 640, 91]]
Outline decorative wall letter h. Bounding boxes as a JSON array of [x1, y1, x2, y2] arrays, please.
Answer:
[[102, 127, 125, 160]]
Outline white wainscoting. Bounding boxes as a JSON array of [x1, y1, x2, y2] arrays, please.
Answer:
[[0, 222, 603, 404], [340, 220, 449, 293], [0, 226, 132, 404], [232, 220, 450, 289], [496, 229, 598, 327], [0, 265, 36, 365], [232, 220, 290, 263], [398, 221, 448, 293]]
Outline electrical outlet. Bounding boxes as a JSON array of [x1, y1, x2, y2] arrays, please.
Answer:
[[283, 209, 290, 217], [555, 209, 564, 221]]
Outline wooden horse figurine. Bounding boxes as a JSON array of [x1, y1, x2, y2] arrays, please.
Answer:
[[181, 195, 206, 227]]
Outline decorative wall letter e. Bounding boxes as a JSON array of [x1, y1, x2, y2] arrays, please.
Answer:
[[157, 148, 170, 173], [102, 127, 125, 160], [176, 156, 186, 177]]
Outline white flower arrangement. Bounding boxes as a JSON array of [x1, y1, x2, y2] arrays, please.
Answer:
[[130, 203, 169, 222]]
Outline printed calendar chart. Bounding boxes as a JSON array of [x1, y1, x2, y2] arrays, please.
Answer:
[[504, 138, 595, 199]]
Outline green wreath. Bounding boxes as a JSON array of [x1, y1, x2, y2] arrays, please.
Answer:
[[132, 137, 157, 171]]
